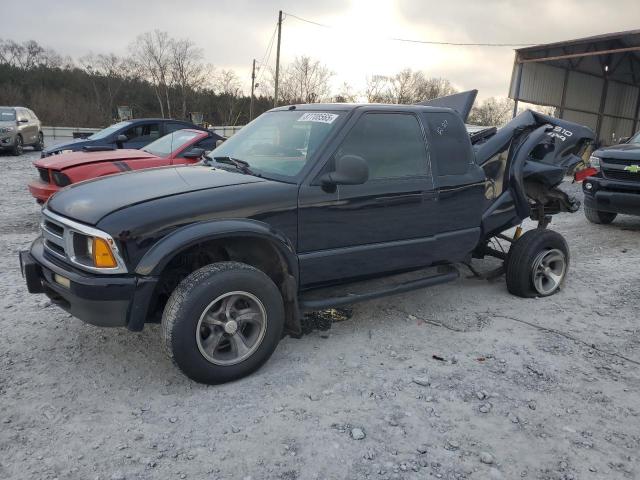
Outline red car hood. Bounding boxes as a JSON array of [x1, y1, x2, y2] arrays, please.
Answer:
[[35, 149, 160, 170]]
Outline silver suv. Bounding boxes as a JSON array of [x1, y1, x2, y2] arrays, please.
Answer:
[[0, 106, 44, 156]]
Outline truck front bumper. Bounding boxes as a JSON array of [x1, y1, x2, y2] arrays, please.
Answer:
[[20, 237, 157, 330], [583, 176, 640, 216]]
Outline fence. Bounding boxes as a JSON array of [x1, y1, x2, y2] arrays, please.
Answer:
[[42, 125, 244, 139]]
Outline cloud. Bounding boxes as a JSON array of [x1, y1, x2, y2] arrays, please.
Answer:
[[3, 0, 638, 100]]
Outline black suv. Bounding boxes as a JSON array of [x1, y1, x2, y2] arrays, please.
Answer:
[[40, 118, 208, 157], [20, 98, 594, 384], [582, 131, 640, 224]]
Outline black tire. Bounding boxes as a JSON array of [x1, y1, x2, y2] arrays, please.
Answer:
[[584, 205, 616, 224], [33, 132, 44, 151], [505, 229, 569, 298], [161, 261, 285, 384], [12, 135, 23, 156]]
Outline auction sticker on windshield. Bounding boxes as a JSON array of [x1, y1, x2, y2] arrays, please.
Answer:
[[297, 112, 339, 124]]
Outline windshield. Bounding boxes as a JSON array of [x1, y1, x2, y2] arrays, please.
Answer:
[[143, 130, 200, 157], [88, 121, 132, 140], [0, 108, 16, 122], [629, 131, 640, 145], [210, 110, 343, 178]]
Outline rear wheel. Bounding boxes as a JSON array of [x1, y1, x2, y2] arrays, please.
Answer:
[[161, 262, 285, 384], [584, 205, 616, 224], [506, 229, 569, 298], [12, 135, 23, 156], [33, 132, 44, 151]]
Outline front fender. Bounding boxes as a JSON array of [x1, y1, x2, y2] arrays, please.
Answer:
[[134, 218, 298, 279]]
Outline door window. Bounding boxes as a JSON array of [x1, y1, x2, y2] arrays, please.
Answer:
[[334, 113, 429, 180], [165, 122, 189, 134], [122, 123, 161, 142]]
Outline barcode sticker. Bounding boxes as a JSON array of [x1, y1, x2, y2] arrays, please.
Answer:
[[297, 112, 339, 124]]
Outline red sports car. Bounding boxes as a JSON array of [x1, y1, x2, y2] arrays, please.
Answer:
[[28, 129, 222, 203]]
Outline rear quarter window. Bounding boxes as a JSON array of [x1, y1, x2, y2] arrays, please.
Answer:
[[422, 112, 474, 176]]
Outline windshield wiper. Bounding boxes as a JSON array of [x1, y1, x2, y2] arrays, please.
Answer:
[[210, 156, 257, 176]]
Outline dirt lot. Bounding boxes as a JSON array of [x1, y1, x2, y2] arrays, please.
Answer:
[[1, 142, 639, 480]]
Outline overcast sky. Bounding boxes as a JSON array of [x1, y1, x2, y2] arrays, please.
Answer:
[[4, 0, 640, 100]]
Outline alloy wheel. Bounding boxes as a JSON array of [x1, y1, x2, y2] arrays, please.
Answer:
[[531, 248, 566, 295], [195, 291, 267, 366]]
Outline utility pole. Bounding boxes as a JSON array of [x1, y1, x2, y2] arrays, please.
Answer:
[[250, 58, 256, 121], [274, 10, 283, 107]]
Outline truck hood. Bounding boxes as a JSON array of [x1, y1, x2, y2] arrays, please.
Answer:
[[47, 165, 265, 225], [594, 143, 640, 161], [36, 149, 159, 170]]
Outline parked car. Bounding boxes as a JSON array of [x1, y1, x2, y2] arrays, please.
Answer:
[[19, 95, 594, 384], [578, 131, 640, 224], [40, 118, 208, 158], [28, 129, 224, 203], [0, 106, 44, 155]]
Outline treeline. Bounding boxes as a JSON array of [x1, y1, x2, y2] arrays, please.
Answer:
[[0, 34, 527, 128], [0, 35, 273, 127]]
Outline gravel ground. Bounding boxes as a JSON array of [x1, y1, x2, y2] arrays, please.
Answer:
[[1, 142, 639, 480]]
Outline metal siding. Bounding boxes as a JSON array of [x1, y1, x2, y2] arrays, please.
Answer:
[[604, 81, 639, 118], [509, 62, 564, 106], [564, 71, 603, 113], [600, 116, 635, 144], [561, 109, 599, 131]]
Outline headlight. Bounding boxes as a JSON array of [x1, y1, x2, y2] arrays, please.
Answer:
[[71, 233, 118, 269], [0, 126, 15, 134], [589, 155, 600, 169], [51, 171, 71, 187]]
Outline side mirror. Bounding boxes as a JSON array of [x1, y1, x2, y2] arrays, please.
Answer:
[[319, 155, 369, 187], [183, 147, 205, 159], [215, 139, 225, 148], [618, 136, 630, 144], [116, 134, 128, 143]]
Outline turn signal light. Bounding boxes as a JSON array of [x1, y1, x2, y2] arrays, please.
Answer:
[[93, 237, 117, 268]]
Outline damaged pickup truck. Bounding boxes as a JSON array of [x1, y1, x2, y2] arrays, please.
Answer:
[[20, 91, 594, 384]]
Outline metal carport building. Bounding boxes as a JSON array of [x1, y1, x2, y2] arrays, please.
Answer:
[[509, 30, 640, 146]]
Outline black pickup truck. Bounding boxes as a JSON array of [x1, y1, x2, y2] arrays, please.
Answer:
[[581, 131, 640, 224], [20, 93, 594, 384]]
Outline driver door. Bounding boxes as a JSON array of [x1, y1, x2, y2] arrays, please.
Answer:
[[297, 111, 440, 287]]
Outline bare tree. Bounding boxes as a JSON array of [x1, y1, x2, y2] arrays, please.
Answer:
[[333, 82, 357, 103], [130, 30, 174, 117], [468, 97, 514, 126], [213, 69, 244, 125], [365, 75, 390, 103], [80, 53, 132, 123], [0, 39, 64, 69], [262, 56, 333, 105], [414, 77, 457, 102], [171, 39, 211, 119]]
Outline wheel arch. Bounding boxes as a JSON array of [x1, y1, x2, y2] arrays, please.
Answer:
[[132, 219, 301, 335], [135, 218, 298, 279]]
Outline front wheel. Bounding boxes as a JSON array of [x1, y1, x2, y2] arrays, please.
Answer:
[[12, 135, 23, 156], [161, 262, 285, 384], [505, 229, 569, 298], [584, 205, 616, 224]]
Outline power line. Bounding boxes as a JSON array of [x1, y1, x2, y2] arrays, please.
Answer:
[[256, 22, 278, 87], [283, 11, 535, 48]]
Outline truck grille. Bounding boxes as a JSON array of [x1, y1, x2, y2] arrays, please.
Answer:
[[41, 214, 68, 260], [37, 167, 50, 183], [602, 169, 640, 182]]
